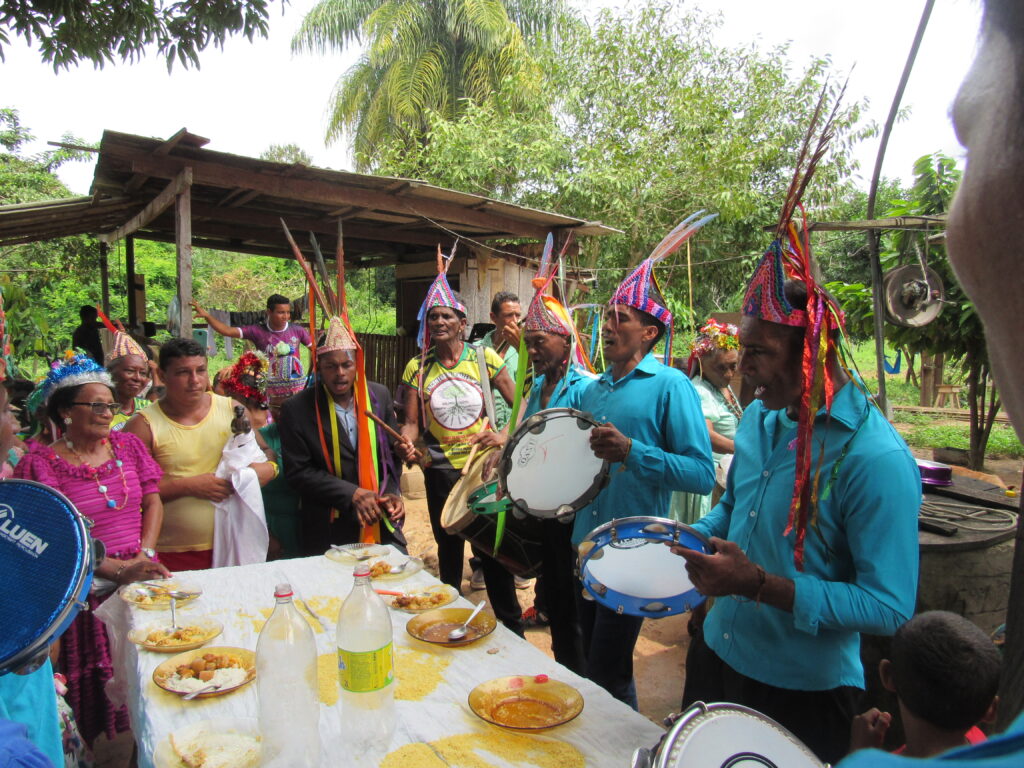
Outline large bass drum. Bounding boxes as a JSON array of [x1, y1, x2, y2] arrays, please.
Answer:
[[0, 479, 99, 675], [440, 449, 543, 577], [497, 407, 609, 521]]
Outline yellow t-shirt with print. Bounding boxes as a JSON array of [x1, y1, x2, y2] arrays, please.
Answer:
[[402, 344, 507, 470]]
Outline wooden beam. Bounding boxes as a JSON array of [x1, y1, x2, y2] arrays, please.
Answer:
[[765, 215, 948, 232], [99, 168, 193, 244], [126, 236, 137, 328], [124, 127, 199, 194], [99, 241, 111, 317], [175, 185, 192, 338], [125, 153, 550, 239], [187, 202, 451, 248]]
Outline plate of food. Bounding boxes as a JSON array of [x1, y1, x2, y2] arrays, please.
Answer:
[[152, 647, 255, 699], [381, 584, 458, 613], [128, 618, 223, 653], [119, 579, 202, 610], [325, 542, 391, 562], [153, 717, 260, 768], [406, 606, 497, 647], [468, 675, 584, 730], [325, 548, 424, 581]]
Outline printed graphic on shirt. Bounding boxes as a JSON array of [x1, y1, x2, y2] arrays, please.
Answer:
[[426, 372, 484, 431]]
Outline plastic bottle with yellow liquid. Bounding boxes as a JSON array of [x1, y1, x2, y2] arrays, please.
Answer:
[[336, 562, 396, 753]]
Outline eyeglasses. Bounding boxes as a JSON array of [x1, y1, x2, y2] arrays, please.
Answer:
[[71, 402, 124, 416]]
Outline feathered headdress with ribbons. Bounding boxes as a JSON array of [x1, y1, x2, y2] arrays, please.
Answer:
[[415, 244, 466, 351], [686, 318, 739, 377], [281, 219, 393, 545], [26, 350, 113, 417], [219, 351, 269, 408], [522, 233, 593, 372], [609, 211, 719, 361], [742, 84, 850, 571], [95, 306, 145, 363]]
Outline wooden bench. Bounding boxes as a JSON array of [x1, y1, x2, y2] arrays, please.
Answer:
[[935, 384, 963, 408]]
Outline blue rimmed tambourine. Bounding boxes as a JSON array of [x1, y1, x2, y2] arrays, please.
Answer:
[[577, 516, 713, 617], [0, 479, 100, 675]]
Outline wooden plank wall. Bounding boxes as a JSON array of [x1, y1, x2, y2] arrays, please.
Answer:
[[361, 332, 418, 395]]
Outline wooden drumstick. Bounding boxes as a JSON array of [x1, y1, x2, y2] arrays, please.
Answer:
[[364, 410, 423, 464], [462, 417, 490, 476]]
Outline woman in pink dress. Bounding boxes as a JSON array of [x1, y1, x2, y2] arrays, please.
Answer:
[[15, 352, 166, 746]]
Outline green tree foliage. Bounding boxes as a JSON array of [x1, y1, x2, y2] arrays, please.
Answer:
[[292, 0, 567, 165], [827, 153, 997, 469], [1, 0, 279, 71], [372, 1, 874, 328], [260, 143, 314, 165]]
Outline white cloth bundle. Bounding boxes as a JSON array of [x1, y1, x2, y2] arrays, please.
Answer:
[[211, 429, 269, 568]]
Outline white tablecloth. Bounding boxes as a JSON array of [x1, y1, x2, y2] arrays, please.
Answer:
[[97, 551, 664, 767]]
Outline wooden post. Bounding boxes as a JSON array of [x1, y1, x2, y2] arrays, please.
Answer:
[[99, 241, 111, 317], [175, 180, 193, 338], [126, 236, 137, 329]]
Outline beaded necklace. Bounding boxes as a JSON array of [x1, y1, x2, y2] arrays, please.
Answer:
[[63, 437, 129, 510]]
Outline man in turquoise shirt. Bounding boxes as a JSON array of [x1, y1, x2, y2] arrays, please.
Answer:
[[572, 223, 716, 709], [676, 266, 920, 764]]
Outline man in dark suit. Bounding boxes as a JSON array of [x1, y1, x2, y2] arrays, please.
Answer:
[[278, 338, 412, 555]]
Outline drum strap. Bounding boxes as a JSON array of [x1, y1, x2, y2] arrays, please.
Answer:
[[475, 344, 497, 429]]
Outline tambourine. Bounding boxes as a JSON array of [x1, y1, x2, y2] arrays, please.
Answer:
[[0, 479, 100, 675], [497, 407, 609, 521], [578, 516, 712, 617]]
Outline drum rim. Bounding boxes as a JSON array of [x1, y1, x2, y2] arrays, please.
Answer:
[[654, 701, 825, 768], [578, 516, 712, 616], [497, 407, 609, 517], [0, 478, 94, 673], [580, 515, 712, 550]]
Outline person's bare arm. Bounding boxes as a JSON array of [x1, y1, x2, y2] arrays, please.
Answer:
[[190, 299, 242, 338], [139, 492, 162, 552], [707, 419, 735, 454], [401, 386, 421, 445], [493, 367, 516, 405]]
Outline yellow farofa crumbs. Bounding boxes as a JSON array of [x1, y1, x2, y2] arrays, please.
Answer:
[[316, 653, 339, 706], [395, 647, 452, 701], [380, 742, 448, 768], [381, 732, 584, 768]]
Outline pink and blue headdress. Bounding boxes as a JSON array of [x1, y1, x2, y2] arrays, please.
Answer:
[[522, 233, 593, 372], [25, 350, 113, 415], [608, 211, 718, 361], [416, 244, 467, 350]]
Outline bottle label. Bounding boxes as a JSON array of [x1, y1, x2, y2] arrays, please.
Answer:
[[337, 642, 394, 693]]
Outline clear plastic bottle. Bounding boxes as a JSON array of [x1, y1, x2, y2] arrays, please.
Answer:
[[256, 583, 321, 767], [336, 563, 396, 753]]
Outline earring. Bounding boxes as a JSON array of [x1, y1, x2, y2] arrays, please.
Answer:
[[63, 416, 72, 425]]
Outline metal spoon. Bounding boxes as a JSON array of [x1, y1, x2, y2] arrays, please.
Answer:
[[169, 597, 179, 631], [448, 600, 487, 641], [388, 559, 414, 574], [182, 682, 221, 700]]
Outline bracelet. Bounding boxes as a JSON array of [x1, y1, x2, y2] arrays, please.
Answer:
[[114, 562, 128, 583], [753, 565, 767, 607], [619, 438, 633, 471], [269, 461, 280, 479]]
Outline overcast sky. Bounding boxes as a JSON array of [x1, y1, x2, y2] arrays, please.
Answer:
[[4, 0, 982, 196]]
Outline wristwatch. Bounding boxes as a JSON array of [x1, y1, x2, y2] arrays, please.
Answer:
[[141, 547, 157, 559]]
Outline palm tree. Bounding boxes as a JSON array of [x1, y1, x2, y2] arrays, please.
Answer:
[[292, 0, 565, 167]]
